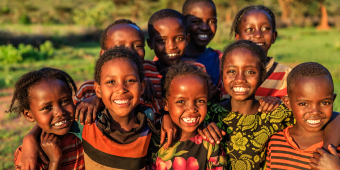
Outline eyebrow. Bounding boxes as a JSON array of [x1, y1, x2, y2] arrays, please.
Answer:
[[104, 74, 137, 79], [226, 65, 256, 68]]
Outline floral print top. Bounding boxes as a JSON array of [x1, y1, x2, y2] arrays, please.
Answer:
[[204, 100, 295, 170], [148, 134, 228, 170]]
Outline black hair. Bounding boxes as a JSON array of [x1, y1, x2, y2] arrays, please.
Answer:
[[148, 9, 187, 39], [182, 0, 216, 17], [287, 62, 333, 94], [8, 67, 77, 115], [101, 19, 145, 50], [230, 5, 276, 38], [94, 46, 144, 84], [221, 40, 267, 82], [161, 62, 210, 100]]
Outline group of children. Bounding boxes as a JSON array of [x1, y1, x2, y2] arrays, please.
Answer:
[[9, 0, 340, 169]]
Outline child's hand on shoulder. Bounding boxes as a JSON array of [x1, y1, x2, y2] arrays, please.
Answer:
[[208, 80, 220, 100], [310, 144, 340, 170], [258, 96, 281, 113], [75, 95, 102, 125], [161, 114, 178, 149], [142, 77, 157, 104], [198, 122, 226, 144], [40, 131, 62, 166]]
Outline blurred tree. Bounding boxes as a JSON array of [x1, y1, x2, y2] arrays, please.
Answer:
[[277, 0, 293, 26], [316, 0, 331, 30]]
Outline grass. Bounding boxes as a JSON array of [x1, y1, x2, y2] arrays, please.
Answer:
[[1, 26, 340, 169]]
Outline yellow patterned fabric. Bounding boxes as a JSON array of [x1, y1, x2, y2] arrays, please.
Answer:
[[204, 100, 295, 170]]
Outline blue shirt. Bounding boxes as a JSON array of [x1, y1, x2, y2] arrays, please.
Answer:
[[182, 48, 220, 85]]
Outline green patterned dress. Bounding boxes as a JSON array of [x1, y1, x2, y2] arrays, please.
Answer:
[[204, 99, 295, 170]]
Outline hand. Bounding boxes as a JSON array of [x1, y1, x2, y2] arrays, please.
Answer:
[[160, 114, 178, 149], [208, 81, 220, 100], [258, 96, 281, 113], [40, 131, 62, 165], [198, 123, 226, 144], [75, 95, 102, 125], [310, 144, 340, 170], [20, 134, 48, 170], [142, 77, 157, 104]]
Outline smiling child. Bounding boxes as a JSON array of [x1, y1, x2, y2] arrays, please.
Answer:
[[148, 63, 227, 170], [266, 62, 340, 170], [231, 5, 292, 100], [10, 68, 84, 170]]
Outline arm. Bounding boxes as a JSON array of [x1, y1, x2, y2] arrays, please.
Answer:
[[323, 112, 340, 149], [40, 131, 62, 170], [75, 95, 102, 125], [142, 77, 157, 104], [258, 96, 281, 113], [160, 114, 178, 149], [310, 144, 340, 170], [20, 124, 47, 170], [198, 123, 226, 144]]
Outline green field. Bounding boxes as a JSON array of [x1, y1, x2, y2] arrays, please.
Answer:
[[1, 26, 340, 169]]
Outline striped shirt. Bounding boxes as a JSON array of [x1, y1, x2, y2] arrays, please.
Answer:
[[14, 133, 84, 170], [266, 126, 340, 170], [255, 57, 292, 100]]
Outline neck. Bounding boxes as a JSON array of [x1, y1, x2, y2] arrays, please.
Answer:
[[185, 42, 206, 56], [108, 109, 137, 132], [229, 97, 259, 115], [178, 129, 198, 142], [156, 60, 170, 75]]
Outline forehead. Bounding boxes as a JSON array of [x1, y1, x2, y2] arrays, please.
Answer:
[[29, 79, 70, 100], [290, 76, 334, 96], [242, 9, 272, 25], [107, 24, 142, 40], [152, 17, 185, 36], [170, 74, 207, 93], [188, 1, 216, 17], [101, 58, 138, 76], [224, 48, 260, 67]]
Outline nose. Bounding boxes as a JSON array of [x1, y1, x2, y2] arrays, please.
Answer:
[[186, 101, 198, 113], [166, 39, 177, 50], [54, 105, 65, 117], [200, 21, 209, 31], [235, 72, 246, 83], [308, 104, 321, 115], [253, 29, 262, 39], [115, 81, 127, 94]]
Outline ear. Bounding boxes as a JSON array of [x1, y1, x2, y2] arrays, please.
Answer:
[[271, 31, 278, 44], [23, 109, 35, 122], [140, 79, 146, 95], [94, 81, 102, 98], [164, 100, 169, 111], [147, 37, 153, 50], [235, 34, 240, 41], [100, 49, 105, 56], [185, 33, 190, 46], [282, 96, 292, 110], [333, 93, 337, 101]]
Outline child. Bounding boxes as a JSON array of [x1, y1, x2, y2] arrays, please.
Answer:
[[266, 62, 340, 170], [204, 40, 340, 170], [231, 5, 292, 100], [9, 68, 84, 170], [148, 62, 227, 169]]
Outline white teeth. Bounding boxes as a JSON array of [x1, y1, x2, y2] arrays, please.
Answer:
[[306, 119, 321, 124], [166, 53, 178, 58], [114, 99, 130, 104], [198, 34, 208, 39], [182, 117, 198, 123], [54, 120, 67, 126], [256, 43, 264, 46], [233, 87, 248, 92]]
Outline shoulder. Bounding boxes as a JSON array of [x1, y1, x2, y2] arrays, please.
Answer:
[[274, 62, 292, 73], [14, 145, 47, 170], [143, 60, 156, 67]]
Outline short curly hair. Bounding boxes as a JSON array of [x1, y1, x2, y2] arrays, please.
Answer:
[[101, 19, 145, 50], [148, 9, 186, 39], [182, 0, 216, 17], [8, 67, 77, 115], [287, 62, 333, 94], [94, 46, 144, 84], [230, 5, 276, 39], [161, 62, 210, 100], [221, 40, 267, 82]]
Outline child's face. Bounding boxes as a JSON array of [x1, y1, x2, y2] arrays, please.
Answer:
[[165, 74, 208, 135], [222, 48, 262, 101], [25, 79, 75, 136], [147, 17, 189, 66], [235, 9, 277, 56], [95, 58, 145, 117], [284, 76, 336, 133], [186, 1, 217, 48], [102, 24, 145, 59]]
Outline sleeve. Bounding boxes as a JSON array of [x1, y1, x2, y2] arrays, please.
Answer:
[[206, 142, 228, 170], [68, 120, 84, 141], [14, 146, 47, 170], [266, 103, 295, 133], [204, 100, 229, 132], [73, 80, 96, 105]]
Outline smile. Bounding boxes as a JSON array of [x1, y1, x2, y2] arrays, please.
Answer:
[[181, 117, 200, 126], [53, 119, 68, 126], [198, 34, 209, 40], [255, 42, 265, 46], [232, 87, 249, 93], [166, 52, 180, 59], [305, 119, 321, 124], [113, 99, 131, 104]]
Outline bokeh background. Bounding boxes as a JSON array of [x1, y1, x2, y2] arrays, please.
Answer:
[[0, 0, 340, 169]]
